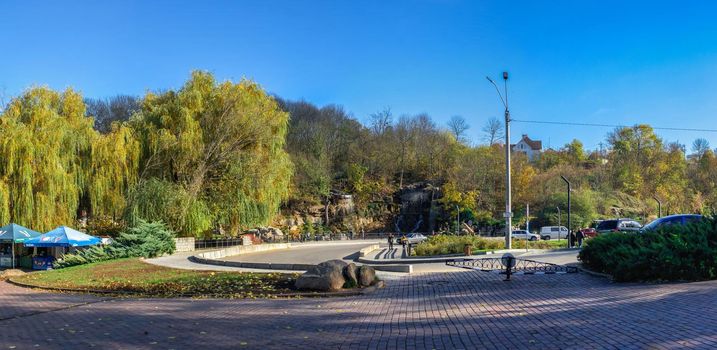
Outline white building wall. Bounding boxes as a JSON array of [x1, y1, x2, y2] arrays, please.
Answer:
[[513, 140, 538, 161]]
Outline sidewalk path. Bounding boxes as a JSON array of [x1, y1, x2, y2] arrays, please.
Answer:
[[2, 268, 717, 349]]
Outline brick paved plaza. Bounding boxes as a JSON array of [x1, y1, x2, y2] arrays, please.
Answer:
[[1, 270, 716, 349]]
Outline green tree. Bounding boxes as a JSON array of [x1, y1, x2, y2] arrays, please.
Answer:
[[563, 139, 586, 163], [126, 71, 292, 236], [0, 87, 139, 230]]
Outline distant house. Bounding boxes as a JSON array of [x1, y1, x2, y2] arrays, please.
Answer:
[[511, 134, 542, 161]]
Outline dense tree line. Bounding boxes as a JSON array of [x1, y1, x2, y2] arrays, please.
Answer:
[[279, 99, 717, 233], [2, 72, 715, 237]]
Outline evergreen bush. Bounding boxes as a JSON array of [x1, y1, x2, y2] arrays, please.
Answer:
[[578, 217, 717, 282], [54, 220, 175, 268]]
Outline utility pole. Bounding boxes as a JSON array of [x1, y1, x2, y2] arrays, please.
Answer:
[[526, 203, 530, 252], [561, 176, 572, 247], [487, 72, 512, 249]]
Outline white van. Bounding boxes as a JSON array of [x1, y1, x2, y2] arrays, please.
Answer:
[[540, 226, 569, 240]]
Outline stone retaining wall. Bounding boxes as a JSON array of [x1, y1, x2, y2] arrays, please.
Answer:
[[358, 244, 380, 257], [189, 243, 312, 271], [194, 243, 292, 260]]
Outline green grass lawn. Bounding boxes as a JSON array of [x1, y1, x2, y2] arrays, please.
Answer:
[[11, 258, 299, 298]]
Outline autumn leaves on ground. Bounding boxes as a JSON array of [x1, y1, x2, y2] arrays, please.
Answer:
[[12, 259, 299, 298]]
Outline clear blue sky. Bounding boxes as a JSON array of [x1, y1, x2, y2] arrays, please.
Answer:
[[2, 0, 717, 151]]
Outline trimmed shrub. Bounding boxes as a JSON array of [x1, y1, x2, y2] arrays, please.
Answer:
[[413, 234, 564, 256], [578, 217, 717, 282], [413, 235, 504, 256], [55, 220, 175, 268]]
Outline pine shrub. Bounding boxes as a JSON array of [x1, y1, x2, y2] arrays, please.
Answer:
[[55, 220, 175, 268], [578, 217, 717, 282]]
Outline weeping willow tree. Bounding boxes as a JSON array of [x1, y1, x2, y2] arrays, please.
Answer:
[[126, 71, 293, 236], [0, 87, 140, 231], [89, 123, 140, 218]]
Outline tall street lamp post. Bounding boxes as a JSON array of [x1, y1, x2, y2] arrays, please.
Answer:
[[561, 175, 572, 247], [487, 72, 512, 249], [653, 196, 662, 218]]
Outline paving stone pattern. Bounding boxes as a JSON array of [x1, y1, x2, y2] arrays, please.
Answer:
[[1, 270, 716, 349]]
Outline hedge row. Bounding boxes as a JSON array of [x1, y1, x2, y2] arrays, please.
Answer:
[[578, 217, 717, 282]]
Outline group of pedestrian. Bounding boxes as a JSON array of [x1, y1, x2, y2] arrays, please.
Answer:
[[386, 233, 408, 250]]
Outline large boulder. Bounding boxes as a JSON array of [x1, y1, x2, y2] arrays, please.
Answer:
[[358, 265, 376, 287], [343, 263, 359, 287], [295, 260, 348, 291], [319, 259, 348, 274]]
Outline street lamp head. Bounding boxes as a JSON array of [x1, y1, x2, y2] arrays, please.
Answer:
[[486, 76, 495, 84], [503, 72, 509, 80]]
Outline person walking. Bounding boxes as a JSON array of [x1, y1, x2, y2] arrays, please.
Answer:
[[576, 229, 584, 248], [388, 233, 394, 250]]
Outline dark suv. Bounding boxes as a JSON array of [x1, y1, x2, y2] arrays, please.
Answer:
[[641, 214, 704, 231], [596, 219, 642, 234]]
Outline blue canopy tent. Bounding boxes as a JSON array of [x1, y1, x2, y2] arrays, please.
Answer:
[[0, 223, 42, 269], [25, 226, 101, 248], [24, 226, 101, 270]]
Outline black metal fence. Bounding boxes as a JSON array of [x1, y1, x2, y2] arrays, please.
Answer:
[[193, 232, 438, 249], [194, 238, 244, 250], [446, 257, 579, 274]]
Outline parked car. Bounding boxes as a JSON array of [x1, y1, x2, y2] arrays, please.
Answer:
[[579, 227, 597, 239], [641, 214, 704, 231], [595, 219, 642, 234], [540, 226, 569, 240], [512, 230, 540, 241], [406, 233, 428, 244]]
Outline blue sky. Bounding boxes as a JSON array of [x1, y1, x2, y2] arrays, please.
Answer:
[[2, 0, 717, 151]]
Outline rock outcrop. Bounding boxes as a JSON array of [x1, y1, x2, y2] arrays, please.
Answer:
[[248, 227, 284, 242]]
